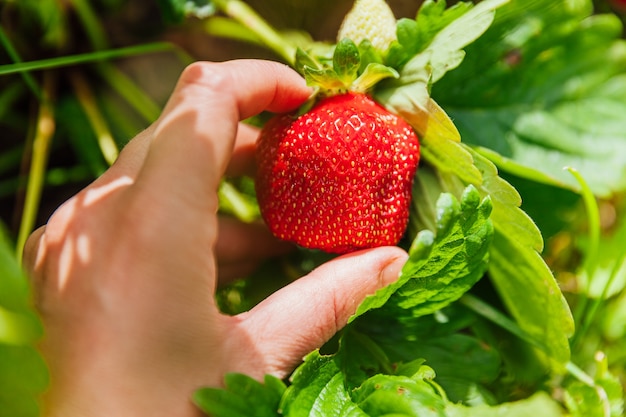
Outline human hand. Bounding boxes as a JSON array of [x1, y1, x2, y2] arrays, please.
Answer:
[[24, 60, 408, 417]]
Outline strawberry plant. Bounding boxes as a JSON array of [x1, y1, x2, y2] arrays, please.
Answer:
[[1, 0, 626, 416]]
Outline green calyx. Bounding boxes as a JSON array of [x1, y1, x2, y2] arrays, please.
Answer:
[[293, 0, 400, 98], [296, 38, 399, 97]]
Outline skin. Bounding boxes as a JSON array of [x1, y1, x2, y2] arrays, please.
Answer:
[[23, 60, 408, 417]]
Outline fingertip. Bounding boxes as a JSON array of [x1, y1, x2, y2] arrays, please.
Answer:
[[326, 246, 408, 324], [234, 246, 408, 377]]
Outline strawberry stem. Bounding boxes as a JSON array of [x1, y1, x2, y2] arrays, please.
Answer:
[[211, 0, 297, 65]]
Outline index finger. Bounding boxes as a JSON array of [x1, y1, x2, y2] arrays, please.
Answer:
[[134, 60, 310, 210]]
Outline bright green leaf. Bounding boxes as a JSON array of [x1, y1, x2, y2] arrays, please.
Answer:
[[280, 351, 366, 417], [352, 63, 398, 93], [351, 185, 493, 322], [468, 148, 574, 371], [433, 0, 626, 196], [409, 151, 574, 371], [353, 374, 446, 417], [194, 373, 285, 417], [0, 227, 48, 417], [446, 391, 563, 417], [405, 0, 509, 84]]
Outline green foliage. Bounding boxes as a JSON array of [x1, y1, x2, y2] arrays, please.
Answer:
[[351, 186, 493, 321], [433, 0, 626, 197], [0, 229, 48, 417], [194, 373, 286, 417]]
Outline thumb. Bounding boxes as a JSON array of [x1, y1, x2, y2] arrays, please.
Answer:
[[234, 246, 408, 378]]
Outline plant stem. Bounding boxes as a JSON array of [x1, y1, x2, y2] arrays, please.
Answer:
[[460, 294, 609, 402], [218, 180, 259, 223], [211, 0, 296, 65], [0, 43, 174, 75], [70, 71, 119, 166], [565, 167, 601, 350], [0, 26, 41, 99], [15, 73, 56, 262], [459, 293, 548, 352]]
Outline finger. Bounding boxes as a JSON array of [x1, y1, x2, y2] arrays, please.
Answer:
[[216, 217, 294, 284], [233, 246, 408, 377], [226, 123, 260, 177], [216, 217, 293, 264], [87, 125, 156, 188], [134, 60, 310, 211]]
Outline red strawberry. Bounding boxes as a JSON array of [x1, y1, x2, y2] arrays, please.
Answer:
[[255, 92, 420, 253]]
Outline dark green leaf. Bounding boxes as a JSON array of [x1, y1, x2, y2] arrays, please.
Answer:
[[356, 40, 383, 73], [333, 38, 361, 84], [334, 329, 395, 390], [295, 47, 322, 74], [156, 0, 216, 23], [194, 373, 285, 417]]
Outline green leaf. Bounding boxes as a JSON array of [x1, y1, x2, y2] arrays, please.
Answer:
[[413, 1, 474, 51], [564, 352, 624, 417], [193, 373, 285, 417], [0, 227, 48, 417], [353, 374, 447, 417], [352, 63, 398, 93], [401, 0, 509, 85], [280, 351, 366, 417], [445, 392, 563, 417], [356, 40, 384, 72], [433, 0, 626, 196], [334, 329, 395, 390], [355, 303, 502, 405], [377, 0, 508, 187], [333, 38, 361, 85], [405, 334, 501, 403], [351, 185, 493, 322], [302, 67, 347, 93], [469, 149, 574, 370], [0, 43, 175, 76], [409, 151, 574, 371], [295, 47, 322, 74]]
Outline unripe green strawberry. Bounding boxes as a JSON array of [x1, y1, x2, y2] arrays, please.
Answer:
[[337, 0, 397, 52], [256, 93, 420, 254]]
